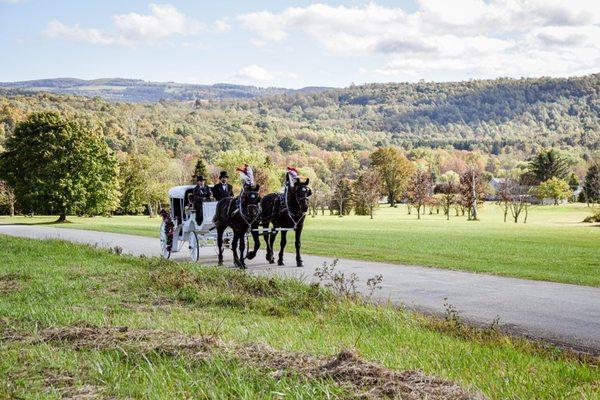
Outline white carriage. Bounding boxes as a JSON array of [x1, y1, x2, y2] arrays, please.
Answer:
[[159, 185, 234, 262]]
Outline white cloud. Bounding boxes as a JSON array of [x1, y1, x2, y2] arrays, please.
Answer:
[[232, 64, 297, 84], [233, 64, 274, 83], [112, 4, 201, 42], [237, 1, 600, 80], [44, 20, 115, 45], [213, 19, 231, 33], [43, 3, 212, 46]]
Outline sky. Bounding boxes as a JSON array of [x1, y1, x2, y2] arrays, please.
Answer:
[[1, 0, 599, 88]]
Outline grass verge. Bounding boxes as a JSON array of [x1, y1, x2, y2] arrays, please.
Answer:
[[0, 235, 598, 399]]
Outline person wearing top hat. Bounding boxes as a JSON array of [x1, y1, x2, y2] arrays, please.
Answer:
[[211, 171, 233, 201], [192, 175, 212, 226]]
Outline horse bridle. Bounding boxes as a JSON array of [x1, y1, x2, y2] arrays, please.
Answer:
[[232, 190, 261, 228], [284, 186, 309, 229]]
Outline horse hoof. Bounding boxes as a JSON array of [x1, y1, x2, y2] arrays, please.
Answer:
[[296, 261, 303, 267], [218, 261, 223, 266], [277, 260, 284, 266], [247, 251, 256, 260]]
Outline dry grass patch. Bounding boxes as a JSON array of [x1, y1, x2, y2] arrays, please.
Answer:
[[10, 324, 485, 400]]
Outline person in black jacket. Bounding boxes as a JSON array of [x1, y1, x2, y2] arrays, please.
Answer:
[[193, 175, 212, 226], [211, 171, 233, 201]]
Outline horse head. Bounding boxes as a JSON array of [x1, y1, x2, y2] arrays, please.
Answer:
[[292, 178, 312, 213], [241, 184, 261, 220]]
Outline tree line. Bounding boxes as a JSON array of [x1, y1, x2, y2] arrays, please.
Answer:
[[1, 111, 598, 222]]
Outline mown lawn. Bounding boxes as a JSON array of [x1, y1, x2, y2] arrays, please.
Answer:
[[0, 236, 598, 399], [1, 203, 599, 286]]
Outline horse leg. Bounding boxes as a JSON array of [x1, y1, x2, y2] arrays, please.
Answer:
[[277, 230, 287, 266], [268, 228, 278, 264], [232, 233, 241, 268], [217, 225, 224, 266], [247, 223, 260, 260], [238, 231, 247, 269], [295, 226, 303, 267]]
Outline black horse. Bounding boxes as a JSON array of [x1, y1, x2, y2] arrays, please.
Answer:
[[248, 178, 312, 267], [213, 184, 261, 269]]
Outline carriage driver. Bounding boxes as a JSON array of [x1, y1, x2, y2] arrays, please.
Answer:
[[192, 175, 212, 226], [211, 170, 234, 201]]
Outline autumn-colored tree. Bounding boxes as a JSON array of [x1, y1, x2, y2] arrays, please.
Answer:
[[406, 170, 433, 219], [370, 147, 414, 207], [353, 168, 382, 219]]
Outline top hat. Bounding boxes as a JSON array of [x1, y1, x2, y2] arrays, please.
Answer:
[[219, 171, 229, 179], [195, 175, 206, 181]]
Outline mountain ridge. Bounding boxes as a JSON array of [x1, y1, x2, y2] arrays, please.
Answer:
[[0, 78, 333, 102]]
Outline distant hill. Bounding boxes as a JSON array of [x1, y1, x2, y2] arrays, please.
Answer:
[[0, 78, 332, 102], [0, 74, 598, 158]]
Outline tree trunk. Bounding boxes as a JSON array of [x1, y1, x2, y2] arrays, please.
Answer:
[[369, 206, 373, 219], [147, 202, 154, 218], [9, 202, 14, 217], [56, 213, 66, 223], [417, 205, 421, 219]]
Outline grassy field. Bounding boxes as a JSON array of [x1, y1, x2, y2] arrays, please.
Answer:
[[1, 203, 599, 286], [0, 236, 598, 399]]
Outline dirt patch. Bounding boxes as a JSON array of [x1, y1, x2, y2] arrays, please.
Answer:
[[13, 324, 484, 400], [0, 272, 28, 294]]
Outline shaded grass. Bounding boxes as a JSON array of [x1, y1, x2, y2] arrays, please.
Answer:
[[0, 236, 598, 399], [1, 204, 599, 286]]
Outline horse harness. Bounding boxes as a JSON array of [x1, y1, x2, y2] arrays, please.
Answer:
[[227, 190, 261, 228]]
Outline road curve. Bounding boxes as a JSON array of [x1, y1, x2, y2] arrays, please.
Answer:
[[1, 224, 599, 353]]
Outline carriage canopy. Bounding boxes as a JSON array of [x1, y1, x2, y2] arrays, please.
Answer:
[[168, 185, 195, 199]]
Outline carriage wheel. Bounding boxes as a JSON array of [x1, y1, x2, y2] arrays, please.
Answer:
[[189, 231, 200, 263], [159, 221, 171, 259]]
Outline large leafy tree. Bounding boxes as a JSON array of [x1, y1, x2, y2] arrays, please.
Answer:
[[0, 112, 119, 221], [370, 147, 414, 206], [528, 149, 569, 184], [536, 177, 572, 205]]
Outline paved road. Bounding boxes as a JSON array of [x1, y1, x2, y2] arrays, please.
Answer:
[[1, 225, 599, 353]]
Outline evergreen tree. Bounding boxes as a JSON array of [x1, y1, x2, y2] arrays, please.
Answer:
[[583, 163, 600, 203], [528, 149, 569, 184], [193, 159, 208, 181]]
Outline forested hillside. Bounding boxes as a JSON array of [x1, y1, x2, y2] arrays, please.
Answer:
[[231, 74, 600, 152]]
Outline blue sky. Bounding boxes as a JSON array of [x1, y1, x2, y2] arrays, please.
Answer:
[[1, 0, 599, 88]]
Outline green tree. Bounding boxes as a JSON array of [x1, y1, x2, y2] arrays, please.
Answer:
[[536, 177, 572, 205], [0, 112, 119, 221], [370, 147, 414, 207], [193, 159, 208, 182], [582, 163, 600, 204], [117, 153, 147, 215], [528, 149, 569, 184]]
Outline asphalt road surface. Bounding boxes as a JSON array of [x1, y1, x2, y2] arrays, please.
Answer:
[[1, 224, 599, 353]]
